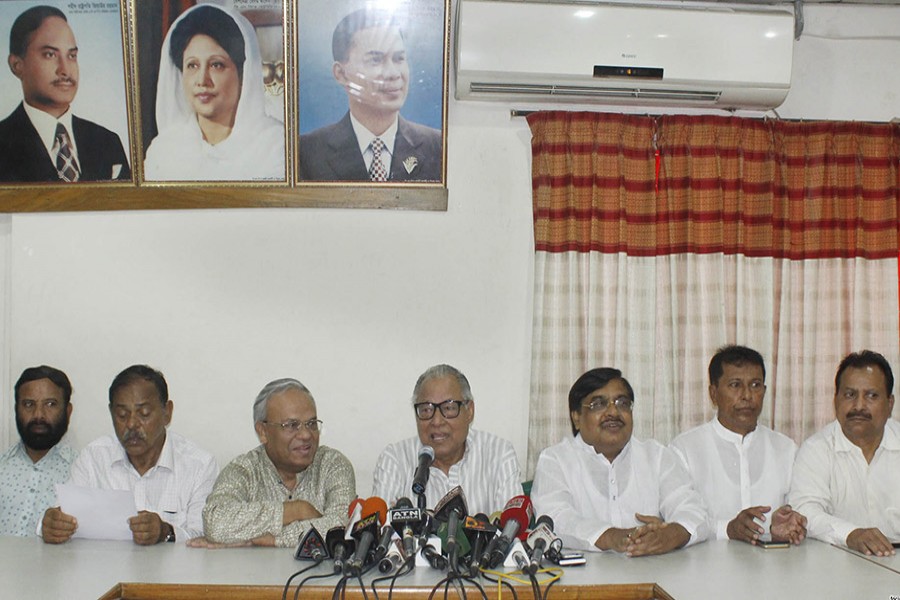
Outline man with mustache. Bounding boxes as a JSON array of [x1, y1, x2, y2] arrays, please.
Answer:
[[532, 368, 708, 555], [790, 350, 900, 556], [0, 366, 75, 536], [670, 345, 806, 545], [372, 364, 521, 516], [0, 5, 130, 182], [40, 365, 217, 545], [193, 378, 355, 548], [297, 7, 442, 182]]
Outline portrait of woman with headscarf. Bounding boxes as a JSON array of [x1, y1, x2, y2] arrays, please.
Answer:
[[143, 4, 285, 181]]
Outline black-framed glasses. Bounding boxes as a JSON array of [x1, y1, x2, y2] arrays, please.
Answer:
[[583, 396, 633, 413], [414, 399, 469, 420], [262, 418, 323, 433]]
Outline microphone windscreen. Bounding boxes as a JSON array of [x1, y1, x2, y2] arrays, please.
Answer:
[[535, 514, 554, 530], [394, 497, 414, 509], [362, 496, 389, 525], [419, 445, 435, 463], [347, 497, 365, 518], [500, 495, 534, 541]]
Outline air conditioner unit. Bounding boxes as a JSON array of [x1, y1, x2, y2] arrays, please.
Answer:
[[454, 0, 795, 110]]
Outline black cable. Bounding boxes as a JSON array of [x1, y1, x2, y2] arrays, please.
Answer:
[[529, 571, 541, 600], [281, 560, 325, 600], [370, 555, 415, 600], [542, 574, 560, 600], [480, 571, 520, 600]]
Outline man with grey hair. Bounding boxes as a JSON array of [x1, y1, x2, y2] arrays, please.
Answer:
[[191, 378, 355, 548], [372, 364, 521, 515]]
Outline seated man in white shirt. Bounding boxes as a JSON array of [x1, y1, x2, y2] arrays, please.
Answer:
[[532, 367, 708, 556], [790, 350, 900, 557], [40, 365, 218, 545], [372, 364, 521, 515], [670, 345, 806, 545]]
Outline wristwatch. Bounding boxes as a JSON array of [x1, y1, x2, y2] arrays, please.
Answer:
[[162, 523, 176, 543]]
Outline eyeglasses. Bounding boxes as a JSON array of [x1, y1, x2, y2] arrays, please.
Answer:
[[262, 418, 323, 433], [414, 399, 469, 420], [583, 396, 633, 413]]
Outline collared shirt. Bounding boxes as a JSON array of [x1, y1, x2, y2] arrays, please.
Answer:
[[67, 432, 218, 541], [0, 441, 76, 536], [789, 419, 900, 546], [670, 418, 797, 539], [202, 444, 355, 548], [531, 433, 709, 552], [372, 429, 522, 516], [349, 112, 399, 172], [22, 102, 80, 164]]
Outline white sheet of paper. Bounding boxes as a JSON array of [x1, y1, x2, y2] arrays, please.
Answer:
[[55, 483, 137, 541]]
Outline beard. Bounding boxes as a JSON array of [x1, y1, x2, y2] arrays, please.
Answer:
[[16, 410, 69, 452]]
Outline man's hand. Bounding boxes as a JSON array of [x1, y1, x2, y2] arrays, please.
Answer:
[[128, 510, 166, 546], [625, 513, 690, 557], [847, 527, 896, 557], [41, 507, 77, 544], [769, 505, 806, 545], [726, 505, 771, 544]]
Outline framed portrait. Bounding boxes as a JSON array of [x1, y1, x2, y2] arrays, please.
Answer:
[[134, 0, 288, 184], [0, 0, 133, 186], [296, 0, 448, 187]]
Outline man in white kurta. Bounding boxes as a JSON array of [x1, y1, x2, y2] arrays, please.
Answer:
[[670, 345, 804, 544], [372, 364, 522, 515], [790, 350, 899, 556], [532, 368, 708, 556]]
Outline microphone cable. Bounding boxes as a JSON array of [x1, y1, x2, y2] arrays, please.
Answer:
[[281, 558, 327, 600], [478, 570, 519, 600], [370, 554, 415, 600], [287, 569, 337, 600]]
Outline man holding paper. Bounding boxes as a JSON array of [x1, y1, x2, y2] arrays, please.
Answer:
[[40, 365, 218, 545]]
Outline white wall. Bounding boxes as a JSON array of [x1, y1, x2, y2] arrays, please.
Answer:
[[2, 4, 898, 494]]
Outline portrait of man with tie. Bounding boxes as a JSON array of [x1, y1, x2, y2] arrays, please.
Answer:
[[0, 3, 131, 183], [297, 2, 445, 183]]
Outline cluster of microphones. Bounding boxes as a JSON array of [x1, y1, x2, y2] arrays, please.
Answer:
[[294, 446, 584, 578]]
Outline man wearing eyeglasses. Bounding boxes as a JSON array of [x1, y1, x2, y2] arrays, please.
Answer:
[[41, 365, 218, 545], [372, 364, 521, 515], [670, 345, 806, 546], [194, 378, 355, 548], [531, 367, 708, 555]]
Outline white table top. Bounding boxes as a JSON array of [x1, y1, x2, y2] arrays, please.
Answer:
[[0, 535, 897, 599]]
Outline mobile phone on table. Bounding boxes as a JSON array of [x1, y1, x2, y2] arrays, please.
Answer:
[[558, 551, 586, 566], [756, 539, 790, 549]]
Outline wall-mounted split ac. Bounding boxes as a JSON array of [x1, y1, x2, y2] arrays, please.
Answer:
[[454, 0, 795, 110]]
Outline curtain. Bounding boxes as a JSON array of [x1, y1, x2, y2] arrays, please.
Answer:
[[526, 111, 900, 477]]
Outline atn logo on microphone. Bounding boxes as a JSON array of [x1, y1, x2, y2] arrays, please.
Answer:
[[389, 507, 422, 522]]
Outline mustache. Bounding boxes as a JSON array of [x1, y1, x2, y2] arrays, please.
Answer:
[[601, 417, 625, 426], [53, 77, 76, 85], [846, 410, 872, 420], [123, 430, 146, 443], [27, 419, 51, 430]]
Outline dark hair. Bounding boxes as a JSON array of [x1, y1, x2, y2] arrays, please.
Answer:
[[708, 345, 766, 386], [169, 6, 245, 79], [15, 365, 72, 404], [109, 365, 168, 406], [567, 368, 634, 436], [834, 350, 894, 396], [9, 5, 67, 57], [331, 8, 403, 62]]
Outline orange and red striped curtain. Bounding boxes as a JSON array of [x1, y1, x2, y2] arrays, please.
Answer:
[[525, 111, 900, 475]]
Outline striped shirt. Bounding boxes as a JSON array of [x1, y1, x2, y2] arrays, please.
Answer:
[[67, 431, 218, 541], [372, 429, 522, 515]]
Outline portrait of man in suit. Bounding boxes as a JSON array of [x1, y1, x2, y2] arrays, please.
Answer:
[[0, 4, 130, 183], [297, 6, 444, 183]]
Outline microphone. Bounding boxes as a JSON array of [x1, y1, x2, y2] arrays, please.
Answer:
[[346, 497, 388, 575], [389, 497, 425, 558], [371, 524, 396, 565], [412, 446, 435, 496], [525, 515, 556, 573], [325, 526, 354, 574], [294, 526, 327, 561], [463, 514, 497, 573], [482, 495, 534, 568], [377, 537, 407, 574], [433, 486, 470, 572], [421, 540, 448, 570]]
